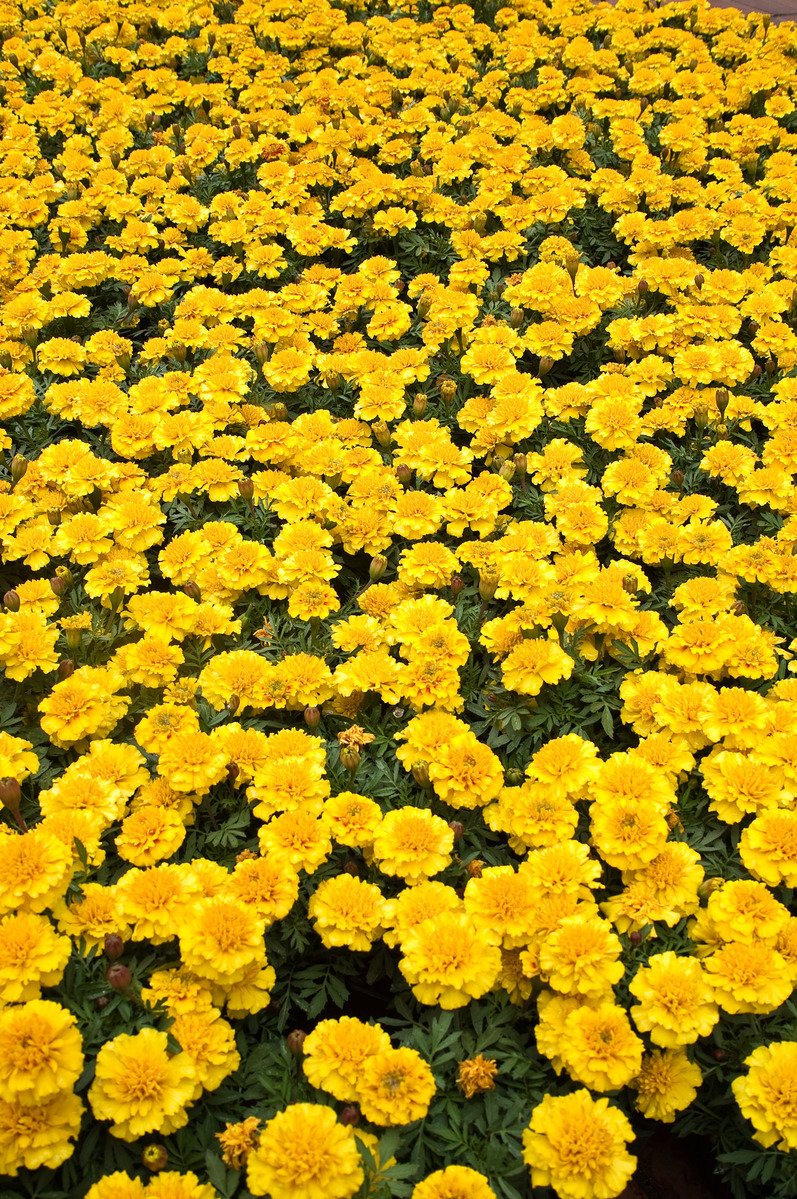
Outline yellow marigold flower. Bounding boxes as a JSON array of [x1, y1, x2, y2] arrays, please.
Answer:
[[0, 912, 71, 1004], [303, 1016, 391, 1101], [464, 865, 538, 948], [412, 1165, 497, 1199], [246, 1103, 363, 1199], [501, 637, 574, 697], [228, 855, 299, 925], [457, 1055, 498, 1099], [630, 1049, 702, 1123], [179, 896, 267, 985], [538, 914, 624, 999], [115, 863, 200, 944], [522, 1089, 636, 1199], [732, 1041, 797, 1150], [0, 1090, 83, 1176], [322, 791, 382, 848], [398, 910, 502, 1008], [85, 1173, 146, 1199], [740, 808, 797, 887], [372, 807, 454, 883], [88, 1028, 197, 1141], [308, 875, 386, 952], [629, 951, 718, 1047], [0, 827, 73, 917], [115, 805, 186, 867], [217, 1116, 260, 1169], [257, 805, 332, 873], [147, 1171, 218, 1198], [704, 941, 792, 1015], [558, 1001, 644, 1092], [168, 1009, 240, 1093], [157, 730, 229, 795], [0, 1000, 82, 1105], [357, 1046, 436, 1126]]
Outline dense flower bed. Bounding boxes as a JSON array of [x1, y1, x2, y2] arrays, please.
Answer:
[[1, 0, 796, 1196]]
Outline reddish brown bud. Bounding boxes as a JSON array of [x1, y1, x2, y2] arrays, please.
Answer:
[[343, 858, 361, 876], [287, 1029, 307, 1056], [396, 463, 412, 485], [238, 477, 255, 502], [103, 934, 125, 961], [629, 930, 643, 946], [340, 1104, 360, 1126], [49, 575, 69, 598], [183, 582, 201, 602], [57, 659, 75, 681], [304, 706, 321, 729], [0, 777, 25, 831], [3, 590, 20, 612], [106, 963, 132, 991], [448, 820, 465, 843], [142, 1144, 169, 1172], [450, 574, 464, 598]]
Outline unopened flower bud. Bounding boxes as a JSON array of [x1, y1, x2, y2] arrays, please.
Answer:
[[49, 574, 69, 598], [509, 307, 524, 329], [304, 705, 321, 729], [450, 574, 464, 597], [498, 460, 515, 482], [712, 1047, 728, 1062], [448, 820, 464, 843], [340, 746, 360, 773], [106, 963, 132, 992], [670, 469, 685, 491], [226, 694, 240, 715], [104, 934, 125, 961], [411, 760, 430, 787], [340, 1104, 360, 1126], [732, 601, 747, 617], [622, 574, 638, 595], [142, 1144, 169, 1173], [269, 402, 288, 421], [369, 555, 387, 582], [3, 590, 20, 612], [47, 509, 62, 527], [372, 419, 392, 448], [505, 767, 524, 786], [182, 582, 201, 603], [343, 858, 361, 876], [412, 393, 428, 417], [439, 377, 457, 404], [694, 273, 704, 289], [396, 463, 412, 485], [238, 477, 255, 502], [287, 1029, 307, 1056], [538, 356, 554, 377], [751, 363, 763, 379], [629, 930, 643, 946], [637, 279, 649, 296], [0, 777, 25, 831], [57, 659, 75, 681], [227, 762, 240, 784], [715, 389, 729, 416], [698, 877, 724, 900], [10, 455, 28, 484], [513, 453, 527, 475], [478, 572, 498, 602]]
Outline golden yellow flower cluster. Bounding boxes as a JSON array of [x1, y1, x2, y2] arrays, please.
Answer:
[[1, 0, 797, 1196]]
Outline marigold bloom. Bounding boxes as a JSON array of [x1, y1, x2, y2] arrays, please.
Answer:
[[522, 1089, 636, 1199], [732, 1041, 797, 1150], [399, 910, 502, 1008], [357, 1046, 436, 1126], [457, 1056, 498, 1099], [246, 1103, 363, 1199], [0, 1000, 82, 1106], [88, 1028, 197, 1141], [629, 952, 718, 1046]]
